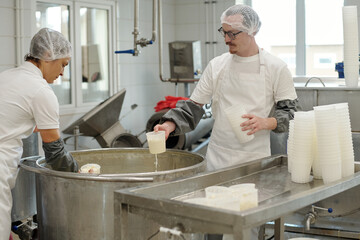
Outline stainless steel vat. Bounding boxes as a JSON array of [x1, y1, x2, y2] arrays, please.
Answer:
[[11, 156, 42, 222], [20, 148, 205, 240]]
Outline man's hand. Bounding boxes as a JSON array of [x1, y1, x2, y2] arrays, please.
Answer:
[[240, 114, 277, 135], [153, 121, 176, 140]]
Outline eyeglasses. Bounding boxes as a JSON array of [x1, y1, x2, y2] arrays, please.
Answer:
[[218, 27, 243, 40]]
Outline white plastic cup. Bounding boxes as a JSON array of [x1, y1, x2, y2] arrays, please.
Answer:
[[205, 186, 231, 199], [146, 131, 166, 154], [224, 105, 254, 143], [229, 184, 258, 211], [79, 163, 101, 174]]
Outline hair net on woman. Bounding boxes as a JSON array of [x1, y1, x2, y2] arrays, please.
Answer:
[[29, 28, 72, 61], [220, 4, 261, 36]]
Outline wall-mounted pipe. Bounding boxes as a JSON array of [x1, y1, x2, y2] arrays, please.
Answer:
[[115, 0, 157, 56], [15, 0, 23, 66], [158, 0, 200, 83], [212, 1, 217, 58], [205, 0, 210, 63]]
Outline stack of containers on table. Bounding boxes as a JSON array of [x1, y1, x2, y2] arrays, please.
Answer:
[[287, 103, 355, 184], [182, 184, 258, 211]]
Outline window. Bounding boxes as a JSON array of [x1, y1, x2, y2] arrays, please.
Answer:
[[236, 0, 344, 77], [305, 0, 344, 76], [80, 7, 110, 103], [36, 2, 71, 105], [35, 1, 114, 107], [241, 0, 297, 75]]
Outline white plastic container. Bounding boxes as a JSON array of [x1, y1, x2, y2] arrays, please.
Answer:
[[146, 131, 166, 154], [205, 186, 231, 199], [224, 105, 254, 143], [79, 163, 101, 174], [229, 184, 258, 210]]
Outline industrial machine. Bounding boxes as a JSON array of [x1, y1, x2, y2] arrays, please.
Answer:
[[62, 88, 142, 149], [169, 41, 202, 80]]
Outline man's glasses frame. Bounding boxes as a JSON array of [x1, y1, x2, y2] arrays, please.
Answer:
[[218, 27, 243, 40]]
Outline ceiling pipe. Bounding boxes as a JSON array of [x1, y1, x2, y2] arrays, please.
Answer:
[[115, 0, 157, 56]]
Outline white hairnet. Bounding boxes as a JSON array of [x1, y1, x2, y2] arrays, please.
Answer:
[[220, 4, 261, 36], [29, 28, 72, 61]]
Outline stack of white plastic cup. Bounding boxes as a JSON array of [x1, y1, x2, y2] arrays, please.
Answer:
[[224, 105, 254, 143], [291, 111, 315, 183], [311, 128, 322, 179], [287, 120, 295, 173], [314, 105, 342, 184], [333, 103, 355, 177], [343, 6, 359, 87]]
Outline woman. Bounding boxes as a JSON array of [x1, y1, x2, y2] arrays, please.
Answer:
[[0, 28, 78, 240]]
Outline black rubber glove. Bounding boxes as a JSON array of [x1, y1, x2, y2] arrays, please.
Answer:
[[42, 139, 79, 172], [272, 99, 302, 133], [160, 100, 205, 136]]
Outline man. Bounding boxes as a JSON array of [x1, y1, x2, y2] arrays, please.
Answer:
[[154, 4, 300, 173], [0, 28, 78, 240]]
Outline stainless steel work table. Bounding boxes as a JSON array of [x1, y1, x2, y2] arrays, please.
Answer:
[[114, 155, 360, 239]]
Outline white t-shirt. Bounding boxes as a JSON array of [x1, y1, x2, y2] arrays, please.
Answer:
[[0, 61, 60, 239], [191, 50, 297, 112], [0, 61, 59, 184], [191, 50, 297, 170]]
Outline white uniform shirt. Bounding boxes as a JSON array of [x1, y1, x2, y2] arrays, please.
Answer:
[[191, 51, 297, 114], [0, 61, 59, 184], [0, 62, 59, 240], [191, 50, 297, 170]]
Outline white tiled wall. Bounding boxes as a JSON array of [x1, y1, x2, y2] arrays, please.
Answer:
[[1, 0, 233, 150], [116, 0, 234, 143]]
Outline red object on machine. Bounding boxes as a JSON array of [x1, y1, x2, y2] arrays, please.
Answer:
[[154, 96, 189, 112]]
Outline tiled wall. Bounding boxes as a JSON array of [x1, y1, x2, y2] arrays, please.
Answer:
[[6, 0, 358, 150], [116, 0, 233, 146]]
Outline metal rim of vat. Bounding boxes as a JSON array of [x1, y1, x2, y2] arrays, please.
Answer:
[[19, 148, 206, 182]]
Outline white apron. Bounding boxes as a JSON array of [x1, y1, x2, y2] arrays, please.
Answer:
[[206, 49, 270, 171]]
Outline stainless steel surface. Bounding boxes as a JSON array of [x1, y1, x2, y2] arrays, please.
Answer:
[[62, 89, 126, 137], [295, 85, 360, 131], [270, 131, 288, 155], [21, 148, 205, 240], [114, 155, 360, 240], [169, 41, 202, 79], [21, 133, 39, 157], [12, 156, 43, 222]]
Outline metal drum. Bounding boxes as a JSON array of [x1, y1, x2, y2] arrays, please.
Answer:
[[11, 156, 42, 222], [20, 148, 205, 240]]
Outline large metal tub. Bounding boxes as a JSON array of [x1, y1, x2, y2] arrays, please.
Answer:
[[20, 148, 205, 240], [11, 156, 42, 222]]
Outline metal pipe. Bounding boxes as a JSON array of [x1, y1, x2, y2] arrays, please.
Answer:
[[151, 0, 157, 42], [158, 0, 200, 83], [117, 0, 156, 55], [205, 0, 210, 63], [212, 1, 217, 58], [132, 0, 140, 56], [15, 0, 22, 66]]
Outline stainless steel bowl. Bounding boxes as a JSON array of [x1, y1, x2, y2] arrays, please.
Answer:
[[21, 148, 205, 240]]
